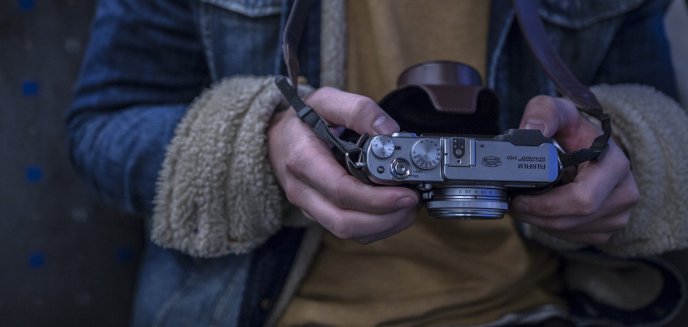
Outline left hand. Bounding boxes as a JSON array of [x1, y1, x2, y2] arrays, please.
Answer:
[[510, 95, 640, 245], [267, 87, 419, 243]]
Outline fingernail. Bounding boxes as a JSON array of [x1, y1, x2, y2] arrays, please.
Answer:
[[396, 196, 416, 209], [521, 118, 546, 134], [373, 115, 398, 135], [512, 200, 530, 213]]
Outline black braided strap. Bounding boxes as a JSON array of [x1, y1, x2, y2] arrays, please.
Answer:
[[557, 111, 611, 168], [274, 75, 361, 155]]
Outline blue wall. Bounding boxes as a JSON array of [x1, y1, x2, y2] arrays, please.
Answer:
[[0, 1, 144, 326]]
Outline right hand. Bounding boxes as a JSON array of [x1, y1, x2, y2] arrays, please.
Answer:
[[267, 87, 419, 243]]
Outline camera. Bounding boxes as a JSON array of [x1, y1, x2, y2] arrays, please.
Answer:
[[276, 60, 596, 220], [352, 129, 561, 219], [335, 61, 562, 219]]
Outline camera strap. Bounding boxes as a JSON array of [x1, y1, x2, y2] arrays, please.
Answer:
[[512, 0, 611, 167], [275, 0, 365, 173], [275, 0, 612, 169]]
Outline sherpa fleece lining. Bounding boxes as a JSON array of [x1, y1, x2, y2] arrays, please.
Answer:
[[527, 84, 688, 257], [151, 76, 287, 257]]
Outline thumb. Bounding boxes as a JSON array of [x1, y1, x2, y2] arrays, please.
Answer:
[[305, 87, 399, 135], [519, 95, 578, 138], [520, 95, 604, 151]]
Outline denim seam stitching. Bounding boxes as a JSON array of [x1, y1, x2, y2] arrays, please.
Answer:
[[488, 10, 514, 89], [211, 257, 250, 326], [199, 3, 219, 81], [201, 0, 281, 17], [152, 273, 205, 327]]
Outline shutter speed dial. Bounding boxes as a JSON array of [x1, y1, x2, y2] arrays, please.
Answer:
[[411, 139, 441, 169]]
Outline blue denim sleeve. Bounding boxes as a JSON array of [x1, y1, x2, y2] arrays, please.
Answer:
[[593, 0, 678, 99], [66, 0, 210, 215]]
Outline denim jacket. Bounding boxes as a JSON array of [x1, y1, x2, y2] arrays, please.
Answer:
[[66, 0, 677, 326]]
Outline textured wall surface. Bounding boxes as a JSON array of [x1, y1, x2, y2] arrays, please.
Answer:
[[0, 1, 144, 326]]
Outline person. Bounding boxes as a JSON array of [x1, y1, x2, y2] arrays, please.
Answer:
[[66, 0, 688, 326]]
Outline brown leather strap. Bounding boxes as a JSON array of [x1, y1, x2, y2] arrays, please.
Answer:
[[513, 0, 601, 111], [512, 0, 611, 165], [282, 0, 312, 87]]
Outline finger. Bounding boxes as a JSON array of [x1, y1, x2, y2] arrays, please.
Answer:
[[520, 96, 601, 151], [354, 213, 417, 244], [520, 95, 578, 137], [559, 211, 631, 234], [286, 143, 419, 214], [514, 166, 638, 224], [512, 142, 631, 217], [518, 204, 631, 234], [554, 174, 637, 233], [306, 87, 399, 135], [294, 186, 416, 240], [514, 173, 638, 243]]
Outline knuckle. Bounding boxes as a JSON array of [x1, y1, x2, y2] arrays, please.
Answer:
[[331, 178, 352, 209], [284, 154, 303, 178], [347, 96, 376, 126], [329, 213, 353, 239], [284, 141, 314, 177], [526, 95, 556, 111], [627, 183, 641, 205], [283, 183, 304, 206], [308, 86, 335, 106], [531, 200, 557, 217], [571, 191, 598, 216]]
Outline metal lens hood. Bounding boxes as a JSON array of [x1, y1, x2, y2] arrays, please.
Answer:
[[425, 186, 508, 219]]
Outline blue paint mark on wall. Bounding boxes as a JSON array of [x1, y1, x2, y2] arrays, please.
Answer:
[[29, 251, 45, 268], [26, 166, 43, 182], [19, 0, 36, 11], [23, 80, 39, 96]]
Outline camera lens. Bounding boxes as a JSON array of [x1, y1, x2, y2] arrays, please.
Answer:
[[425, 186, 508, 219]]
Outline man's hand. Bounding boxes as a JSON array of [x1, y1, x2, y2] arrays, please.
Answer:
[[511, 95, 640, 245], [268, 87, 419, 243]]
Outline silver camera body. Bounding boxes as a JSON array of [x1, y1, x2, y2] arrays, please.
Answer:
[[358, 129, 561, 219]]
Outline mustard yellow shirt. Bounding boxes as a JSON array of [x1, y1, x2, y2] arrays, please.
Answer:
[[280, 1, 564, 326]]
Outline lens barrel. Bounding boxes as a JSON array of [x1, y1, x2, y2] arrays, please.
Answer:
[[425, 186, 508, 219]]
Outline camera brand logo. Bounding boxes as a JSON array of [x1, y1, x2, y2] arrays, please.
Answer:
[[481, 156, 502, 168]]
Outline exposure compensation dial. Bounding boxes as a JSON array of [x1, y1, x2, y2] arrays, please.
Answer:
[[370, 136, 395, 159]]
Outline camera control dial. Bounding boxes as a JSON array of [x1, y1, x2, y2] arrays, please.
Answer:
[[411, 139, 441, 170], [391, 159, 411, 179], [370, 136, 395, 159]]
